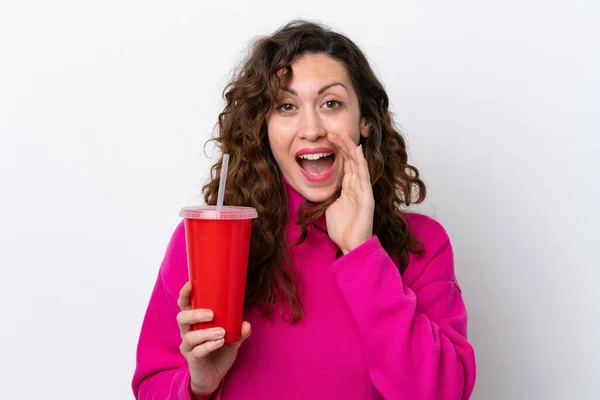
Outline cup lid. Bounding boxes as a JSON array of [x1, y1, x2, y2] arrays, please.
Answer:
[[179, 206, 258, 220]]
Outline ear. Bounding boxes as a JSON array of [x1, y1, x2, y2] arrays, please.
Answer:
[[360, 117, 371, 138]]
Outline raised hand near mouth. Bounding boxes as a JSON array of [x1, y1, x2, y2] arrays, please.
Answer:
[[325, 131, 375, 255]]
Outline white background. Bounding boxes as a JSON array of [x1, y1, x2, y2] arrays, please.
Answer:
[[1, 1, 599, 399]]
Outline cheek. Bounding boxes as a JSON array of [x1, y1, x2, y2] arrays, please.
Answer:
[[267, 120, 294, 158], [267, 121, 296, 146], [323, 114, 362, 143]]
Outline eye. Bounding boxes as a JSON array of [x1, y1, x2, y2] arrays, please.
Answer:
[[322, 100, 343, 110], [277, 103, 296, 112]]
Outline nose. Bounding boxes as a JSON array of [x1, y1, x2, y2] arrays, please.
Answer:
[[298, 109, 326, 141]]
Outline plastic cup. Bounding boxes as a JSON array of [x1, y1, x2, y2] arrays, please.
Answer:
[[179, 206, 258, 343]]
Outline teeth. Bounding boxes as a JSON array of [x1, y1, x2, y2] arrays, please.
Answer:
[[297, 152, 333, 160]]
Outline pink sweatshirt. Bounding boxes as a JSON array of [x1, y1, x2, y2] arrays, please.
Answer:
[[132, 181, 476, 399]]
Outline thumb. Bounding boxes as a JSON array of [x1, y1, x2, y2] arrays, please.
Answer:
[[240, 321, 252, 341], [212, 321, 252, 374], [229, 321, 252, 352]]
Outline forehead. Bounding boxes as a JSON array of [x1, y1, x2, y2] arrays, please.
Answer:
[[287, 53, 352, 87]]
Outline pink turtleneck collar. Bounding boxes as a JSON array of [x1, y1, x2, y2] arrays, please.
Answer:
[[281, 174, 329, 238], [281, 174, 306, 219]]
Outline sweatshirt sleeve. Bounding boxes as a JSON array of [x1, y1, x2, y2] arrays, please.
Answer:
[[330, 215, 476, 399], [132, 221, 206, 400]]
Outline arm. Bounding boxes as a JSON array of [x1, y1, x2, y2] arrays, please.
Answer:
[[331, 217, 476, 400], [131, 222, 211, 400]]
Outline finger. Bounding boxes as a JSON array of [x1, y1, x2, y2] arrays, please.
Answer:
[[177, 282, 192, 311], [329, 131, 360, 178], [338, 133, 361, 175], [356, 145, 371, 191], [189, 338, 226, 358], [349, 174, 361, 197], [335, 139, 356, 176], [329, 131, 355, 162], [345, 149, 358, 176], [343, 153, 354, 178], [225, 321, 253, 355], [181, 327, 226, 353], [177, 309, 215, 335], [340, 131, 359, 154], [341, 169, 353, 197]]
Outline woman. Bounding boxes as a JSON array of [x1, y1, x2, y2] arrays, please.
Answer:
[[132, 20, 476, 400]]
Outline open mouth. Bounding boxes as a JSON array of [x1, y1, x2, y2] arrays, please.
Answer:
[[296, 152, 336, 182]]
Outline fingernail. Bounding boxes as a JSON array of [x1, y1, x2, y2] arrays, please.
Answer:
[[214, 328, 225, 338], [202, 310, 214, 320], [215, 338, 225, 346]]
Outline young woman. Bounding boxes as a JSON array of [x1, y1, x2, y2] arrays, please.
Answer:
[[132, 20, 476, 400]]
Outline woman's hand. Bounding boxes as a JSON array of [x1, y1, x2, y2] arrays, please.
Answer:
[[177, 282, 251, 398], [326, 131, 375, 254]]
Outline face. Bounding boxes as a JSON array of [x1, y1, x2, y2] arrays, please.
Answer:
[[266, 53, 369, 203]]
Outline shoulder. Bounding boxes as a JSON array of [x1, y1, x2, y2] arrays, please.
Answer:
[[162, 220, 187, 263], [399, 212, 456, 290], [158, 220, 189, 299], [402, 211, 451, 246]]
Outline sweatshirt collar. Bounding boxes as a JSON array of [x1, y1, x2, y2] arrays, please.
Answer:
[[282, 174, 328, 234], [282, 174, 306, 220]]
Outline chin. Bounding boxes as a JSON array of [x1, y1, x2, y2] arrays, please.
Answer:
[[291, 175, 341, 203], [300, 187, 336, 203]]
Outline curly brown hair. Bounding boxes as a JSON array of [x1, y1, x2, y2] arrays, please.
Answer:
[[203, 20, 426, 322]]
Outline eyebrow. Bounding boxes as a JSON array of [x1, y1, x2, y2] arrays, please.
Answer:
[[282, 82, 347, 96]]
